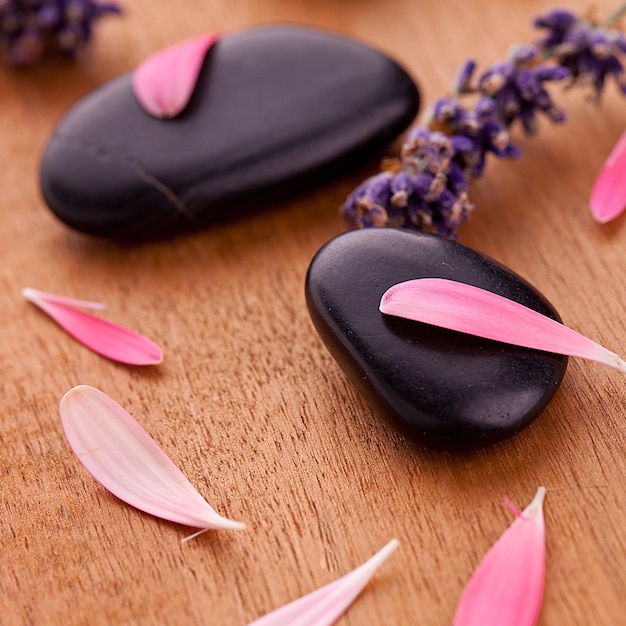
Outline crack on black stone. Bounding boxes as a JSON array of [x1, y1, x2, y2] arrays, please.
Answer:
[[53, 132, 196, 223]]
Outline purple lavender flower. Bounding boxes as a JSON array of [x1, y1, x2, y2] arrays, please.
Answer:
[[341, 5, 626, 239], [430, 96, 521, 176], [341, 127, 474, 239], [0, 0, 121, 65], [474, 44, 570, 133], [535, 8, 626, 97]]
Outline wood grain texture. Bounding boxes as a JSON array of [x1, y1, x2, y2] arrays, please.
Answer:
[[1, 0, 626, 624]]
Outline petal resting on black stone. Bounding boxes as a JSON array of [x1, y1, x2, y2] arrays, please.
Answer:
[[305, 228, 567, 449], [40, 26, 420, 241]]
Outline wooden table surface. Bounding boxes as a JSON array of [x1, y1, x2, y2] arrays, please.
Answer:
[[2, 1, 626, 624]]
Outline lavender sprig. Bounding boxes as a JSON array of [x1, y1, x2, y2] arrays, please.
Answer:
[[0, 0, 121, 65], [341, 5, 626, 239]]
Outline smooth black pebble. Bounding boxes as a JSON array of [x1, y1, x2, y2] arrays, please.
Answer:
[[40, 25, 419, 241], [305, 228, 567, 449]]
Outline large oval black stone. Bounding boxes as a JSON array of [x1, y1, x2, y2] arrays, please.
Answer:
[[305, 228, 567, 449], [40, 26, 419, 241]]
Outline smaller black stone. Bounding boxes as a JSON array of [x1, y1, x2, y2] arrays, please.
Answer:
[[305, 228, 567, 449], [40, 26, 420, 241]]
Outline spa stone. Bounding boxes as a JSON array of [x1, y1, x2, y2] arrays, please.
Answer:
[[40, 26, 420, 240], [305, 228, 567, 449]]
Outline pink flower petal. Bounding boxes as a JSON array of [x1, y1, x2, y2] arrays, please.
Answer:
[[590, 130, 626, 223], [132, 33, 218, 119], [247, 539, 399, 626], [60, 385, 245, 536], [23, 287, 163, 366], [453, 487, 546, 626], [379, 278, 626, 373]]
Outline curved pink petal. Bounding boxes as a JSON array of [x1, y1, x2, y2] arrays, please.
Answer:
[[590, 130, 626, 223], [60, 385, 246, 534], [453, 488, 546, 626], [248, 540, 398, 626], [132, 33, 218, 119], [379, 278, 626, 373], [23, 287, 163, 366]]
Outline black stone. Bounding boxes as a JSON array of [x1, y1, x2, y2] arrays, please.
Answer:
[[40, 26, 419, 241], [305, 229, 567, 449]]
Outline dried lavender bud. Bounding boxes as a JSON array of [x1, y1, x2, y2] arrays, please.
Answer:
[[341, 127, 474, 238], [453, 59, 477, 94], [477, 44, 569, 131], [0, 0, 121, 65], [535, 7, 626, 97], [534, 8, 578, 37]]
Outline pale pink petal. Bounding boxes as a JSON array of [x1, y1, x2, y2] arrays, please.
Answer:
[[379, 278, 626, 373], [453, 487, 546, 626], [60, 385, 245, 535], [590, 130, 626, 223], [22, 288, 108, 310], [23, 287, 163, 366], [132, 33, 217, 119], [247, 539, 398, 626]]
